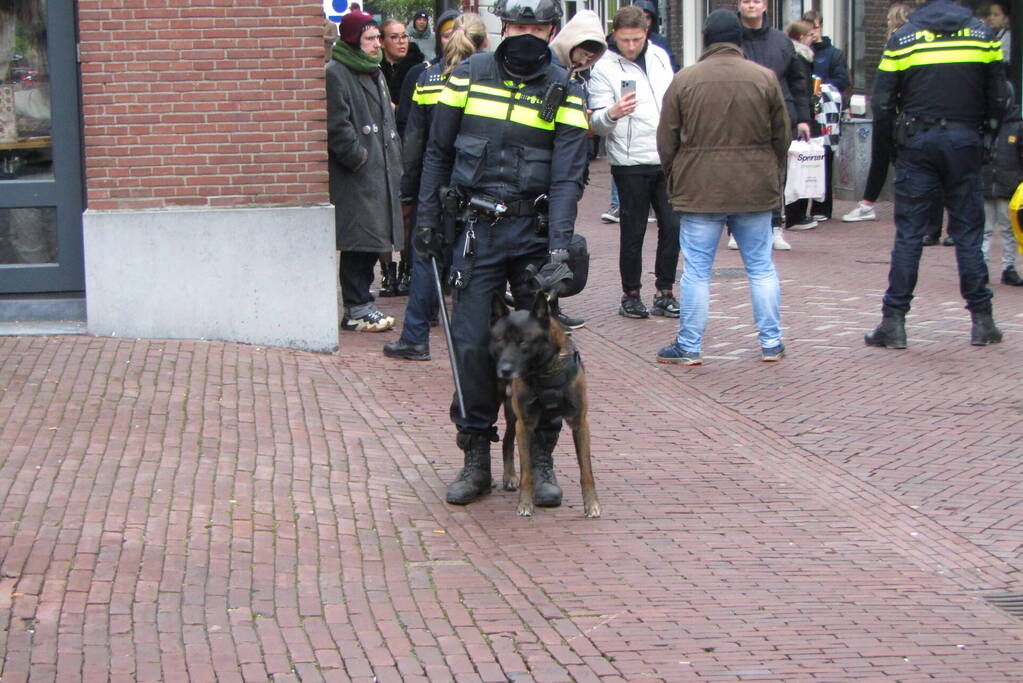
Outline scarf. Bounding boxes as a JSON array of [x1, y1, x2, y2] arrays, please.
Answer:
[[332, 39, 383, 74]]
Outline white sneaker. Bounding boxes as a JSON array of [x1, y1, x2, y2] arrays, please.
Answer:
[[601, 205, 620, 223], [842, 202, 877, 222], [727, 235, 738, 250], [772, 226, 791, 251]]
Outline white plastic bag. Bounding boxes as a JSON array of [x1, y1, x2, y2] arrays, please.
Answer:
[[784, 139, 826, 204]]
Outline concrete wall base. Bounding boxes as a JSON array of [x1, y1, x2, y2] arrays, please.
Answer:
[[84, 206, 338, 352]]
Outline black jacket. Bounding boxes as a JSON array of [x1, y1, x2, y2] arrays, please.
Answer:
[[381, 42, 426, 106], [873, 0, 1006, 129], [984, 107, 1023, 199], [740, 13, 812, 127], [811, 37, 849, 94], [417, 50, 590, 250]]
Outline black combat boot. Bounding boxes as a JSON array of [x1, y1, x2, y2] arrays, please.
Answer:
[[446, 432, 493, 504], [397, 260, 411, 296], [379, 261, 399, 297], [970, 308, 1003, 346], [531, 430, 563, 508], [864, 305, 907, 349]]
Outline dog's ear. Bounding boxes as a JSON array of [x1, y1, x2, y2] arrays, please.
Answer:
[[531, 292, 551, 327], [491, 291, 510, 324]]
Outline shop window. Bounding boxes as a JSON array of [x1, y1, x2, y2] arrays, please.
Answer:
[[0, 0, 53, 180]]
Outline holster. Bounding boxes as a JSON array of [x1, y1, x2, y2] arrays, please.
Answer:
[[439, 186, 466, 244]]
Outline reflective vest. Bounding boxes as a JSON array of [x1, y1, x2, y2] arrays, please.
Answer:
[[436, 52, 588, 201]]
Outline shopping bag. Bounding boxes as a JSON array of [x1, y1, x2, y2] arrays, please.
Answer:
[[1010, 181, 1023, 254], [784, 139, 826, 204]]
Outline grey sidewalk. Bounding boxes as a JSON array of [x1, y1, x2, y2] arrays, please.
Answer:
[[1, 160, 1021, 681]]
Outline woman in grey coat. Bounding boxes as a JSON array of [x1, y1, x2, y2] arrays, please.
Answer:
[[326, 11, 404, 332]]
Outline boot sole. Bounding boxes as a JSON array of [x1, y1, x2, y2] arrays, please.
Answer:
[[971, 337, 1003, 346], [383, 348, 431, 361], [864, 336, 907, 349]]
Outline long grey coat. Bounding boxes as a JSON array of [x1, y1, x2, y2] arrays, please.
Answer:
[[326, 59, 403, 252]]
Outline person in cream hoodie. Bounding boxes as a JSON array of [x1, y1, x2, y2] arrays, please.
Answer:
[[588, 4, 679, 320], [545, 9, 607, 331]]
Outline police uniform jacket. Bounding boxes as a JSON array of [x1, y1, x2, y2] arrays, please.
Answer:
[[401, 60, 449, 202], [416, 49, 591, 251], [873, 0, 1006, 131], [326, 59, 404, 253]]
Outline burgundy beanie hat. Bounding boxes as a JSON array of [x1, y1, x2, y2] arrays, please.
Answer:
[[340, 10, 377, 48]]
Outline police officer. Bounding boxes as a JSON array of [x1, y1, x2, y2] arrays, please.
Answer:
[[415, 0, 590, 506], [866, 0, 1007, 349]]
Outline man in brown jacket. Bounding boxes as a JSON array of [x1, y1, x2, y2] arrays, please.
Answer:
[[655, 9, 790, 366]]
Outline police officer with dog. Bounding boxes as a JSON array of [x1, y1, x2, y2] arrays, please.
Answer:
[[866, 0, 1008, 349], [414, 0, 590, 507]]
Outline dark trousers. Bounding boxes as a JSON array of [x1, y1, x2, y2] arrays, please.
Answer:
[[610, 166, 680, 294], [884, 126, 992, 313], [864, 127, 893, 203], [448, 215, 559, 435], [786, 146, 834, 222], [339, 250, 378, 307]]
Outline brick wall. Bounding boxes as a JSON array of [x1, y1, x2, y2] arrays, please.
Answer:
[[78, 0, 329, 211]]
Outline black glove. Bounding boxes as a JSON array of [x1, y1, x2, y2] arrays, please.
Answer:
[[526, 251, 573, 297], [413, 226, 445, 261]]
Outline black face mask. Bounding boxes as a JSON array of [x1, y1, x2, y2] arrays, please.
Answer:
[[499, 33, 550, 77]]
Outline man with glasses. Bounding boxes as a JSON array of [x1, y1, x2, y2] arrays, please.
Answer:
[[326, 10, 403, 332]]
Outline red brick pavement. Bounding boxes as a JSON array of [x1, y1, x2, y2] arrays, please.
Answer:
[[1, 159, 1022, 681]]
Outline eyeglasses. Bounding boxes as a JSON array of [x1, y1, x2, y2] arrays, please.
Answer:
[[387, 33, 410, 41]]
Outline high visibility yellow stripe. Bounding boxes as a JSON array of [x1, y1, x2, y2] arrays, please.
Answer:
[[565, 95, 584, 107], [879, 46, 1003, 71], [464, 96, 510, 120], [555, 105, 589, 130], [884, 37, 1000, 57], [439, 84, 469, 108], [509, 104, 555, 130], [412, 83, 444, 105], [448, 75, 470, 88], [470, 83, 512, 98]]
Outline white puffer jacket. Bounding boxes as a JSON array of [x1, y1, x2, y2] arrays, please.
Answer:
[[588, 42, 675, 167]]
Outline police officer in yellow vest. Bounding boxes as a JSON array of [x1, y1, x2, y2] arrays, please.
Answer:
[[866, 0, 1008, 349], [414, 0, 590, 506]]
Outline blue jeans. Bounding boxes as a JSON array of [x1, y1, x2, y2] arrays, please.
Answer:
[[675, 211, 782, 352]]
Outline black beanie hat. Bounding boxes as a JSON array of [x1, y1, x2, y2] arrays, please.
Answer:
[[703, 8, 742, 47]]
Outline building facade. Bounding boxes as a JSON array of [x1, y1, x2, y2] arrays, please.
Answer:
[[0, 0, 1018, 347]]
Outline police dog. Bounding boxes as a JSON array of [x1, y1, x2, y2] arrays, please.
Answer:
[[490, 292, 600, 518]]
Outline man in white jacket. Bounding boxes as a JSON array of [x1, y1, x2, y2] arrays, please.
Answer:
[[589, 5, 680, 319]]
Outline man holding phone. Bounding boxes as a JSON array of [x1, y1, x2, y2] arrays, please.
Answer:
[[589, 5, 679, 319]]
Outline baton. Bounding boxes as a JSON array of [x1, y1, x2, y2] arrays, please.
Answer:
[[431, 256, 466, 420]]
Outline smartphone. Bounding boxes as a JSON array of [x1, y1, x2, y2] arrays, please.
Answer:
[[621, 79, 636, 98]]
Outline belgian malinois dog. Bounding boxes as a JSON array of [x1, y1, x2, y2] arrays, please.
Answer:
[[490, 293, 600, 518]]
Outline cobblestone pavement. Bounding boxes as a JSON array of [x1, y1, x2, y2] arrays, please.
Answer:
[[1, 161, 1021, 681]]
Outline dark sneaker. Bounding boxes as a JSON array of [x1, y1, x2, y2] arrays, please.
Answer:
[[922, 233, 939, 246], [656, 343, 702, 365], [383, 337, 430, 360], [619, 294, 650, 319], [761, 343, 785, 362], [1002, 266, 1023, 286], [811, 214, 830, 222], [942, 236, 955, 246], [601, 205, 620, 223], [787, 217, 818, 231], [341, 309, 394, 333], [651, 291, 680, 318], [552, 308, 585, 330]]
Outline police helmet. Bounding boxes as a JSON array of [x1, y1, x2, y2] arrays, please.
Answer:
[[493, 0, 563, 26]]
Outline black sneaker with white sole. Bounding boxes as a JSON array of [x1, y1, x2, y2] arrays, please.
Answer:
[[619, 294, 650, 319], [651, 292, 680, 318]]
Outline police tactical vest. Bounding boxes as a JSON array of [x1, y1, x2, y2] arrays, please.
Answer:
[[438, 52, 588, 201]]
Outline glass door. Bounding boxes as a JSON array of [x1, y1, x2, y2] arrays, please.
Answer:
[[0, 0, 83, 293]]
